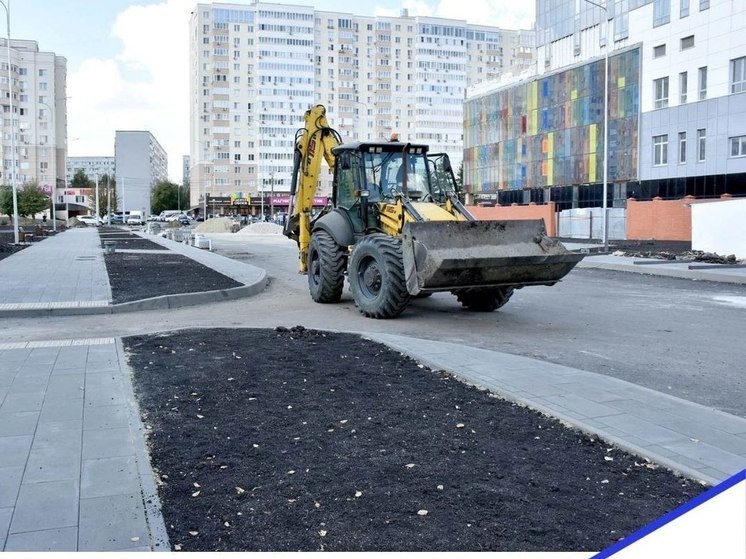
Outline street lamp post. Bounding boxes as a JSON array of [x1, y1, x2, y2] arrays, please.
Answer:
[[583, 0, 610, 251], [269, 161, 274, 221], [0, 0, 19, 244], [94, 172, 99, 221]]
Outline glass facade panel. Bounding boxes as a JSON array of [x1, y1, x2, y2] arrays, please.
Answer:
[[464, 47, 640, 192]]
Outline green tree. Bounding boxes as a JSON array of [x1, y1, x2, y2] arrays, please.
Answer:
[[0, 185, 12, 218], [88, 174, 118, 218], [151, 180, 185, 215], [71, 169, 93, 189], [17, 182, 50, 218]]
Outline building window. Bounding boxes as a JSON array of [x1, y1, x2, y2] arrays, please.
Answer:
[[653, 0, 671, 27], [731, 57, 746, 93], [699, 0, 709, 9], [653, 134, 668, 165], [698, 67, 707, 100], [730, 135, 746, 157], [654, 77, 669, 109], [679, 71, 688, 103], [678, 132, 687, 163], [653, 44, 666, 58], [680, 35, 694, 50], [680, 0, 690, 17], [697, 129, 706, 161]]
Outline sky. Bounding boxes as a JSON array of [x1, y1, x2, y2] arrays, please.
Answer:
[[13, 1, 535, 181]]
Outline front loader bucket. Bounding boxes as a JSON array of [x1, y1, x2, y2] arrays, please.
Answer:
[[401, 220, 584, 295]]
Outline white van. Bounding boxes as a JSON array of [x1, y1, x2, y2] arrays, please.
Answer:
[[127, 211, 144, 225]]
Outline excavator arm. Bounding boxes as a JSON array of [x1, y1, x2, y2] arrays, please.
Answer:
[[283, 105, 342, 273]]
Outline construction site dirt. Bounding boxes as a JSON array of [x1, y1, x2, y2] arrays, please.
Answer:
[[125, 326, 706, 552]]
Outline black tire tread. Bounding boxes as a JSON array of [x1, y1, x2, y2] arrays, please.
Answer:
[[453, 287, 514, 312], [307, 231, 346, 304], [349, 234, 411, 319]]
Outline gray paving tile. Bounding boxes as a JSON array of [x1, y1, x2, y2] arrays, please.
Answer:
[[10, 479, 78, 533], [4, 526, 79, 551], [81, 455, 139, 499], [44, 374, 86, 401], [25, 349, 60, 365], [84, 404, 130, 430], [0, 373, 14, 388], [83, 427, 134, 460], [0, 506, 12, 550], [0, 435, 33, 468], [15, 363, 54, 376], [543, 393, 624, 419], [0, 465, 23, 507], [659, 439, 746, 475], [592, 414, 688, 445], [0, 411, 39, 436], [79, 492, 149, 551], [50, 367, 84, 377], [34, 419, 83, 440], [84, 387, 127, 408], [39, 397, 84, 423], [0, 390, 44, 413], [8, 372, 50, 394], [24, 430, 82, 483]]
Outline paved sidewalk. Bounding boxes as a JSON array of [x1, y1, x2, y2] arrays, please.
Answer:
[[0, 337, 168, 551], [1, 229, 745, 551]]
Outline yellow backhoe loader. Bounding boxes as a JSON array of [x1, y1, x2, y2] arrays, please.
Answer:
[[283, 104, 583, 319]]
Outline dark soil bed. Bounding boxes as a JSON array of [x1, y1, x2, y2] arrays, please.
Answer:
[[100, 236, 166, 250], [126, 327, 706, 553], [104, 252, 242, 303]]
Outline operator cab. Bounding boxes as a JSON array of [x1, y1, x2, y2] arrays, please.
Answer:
[[331, 140, 447, 207]]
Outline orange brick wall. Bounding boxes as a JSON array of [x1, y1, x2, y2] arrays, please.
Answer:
[[466, 202, 557, 237], [626, 197, 693, 241]]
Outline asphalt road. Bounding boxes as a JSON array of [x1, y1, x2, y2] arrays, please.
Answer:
[[3, 233, 744, 418]]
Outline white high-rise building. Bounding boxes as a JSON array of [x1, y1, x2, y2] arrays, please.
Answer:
[[66, 156, 115, 185], [188, 2, 534, 214], [114, 131, 168, 217], [1, 39, 67, 201]]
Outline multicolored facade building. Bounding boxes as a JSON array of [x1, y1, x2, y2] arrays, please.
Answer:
[[463, 0, 746, 210]]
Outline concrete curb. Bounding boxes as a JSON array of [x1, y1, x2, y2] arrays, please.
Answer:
[[116, 339, 171, 551], [0, 279, 268, 318], [577, 257, 746, 285]]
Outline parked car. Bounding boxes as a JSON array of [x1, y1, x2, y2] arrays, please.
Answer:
[[77, 215, 101, 227], [127, 215, 144, 225], [177, 214, 191, 225]]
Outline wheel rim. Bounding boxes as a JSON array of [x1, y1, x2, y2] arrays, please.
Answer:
[[309, 249, 320, 288], [357, 256, 382, 299]]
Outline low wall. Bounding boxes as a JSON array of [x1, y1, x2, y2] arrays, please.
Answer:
[[626, 197, 694, 241], [466, 202, 557, 237]]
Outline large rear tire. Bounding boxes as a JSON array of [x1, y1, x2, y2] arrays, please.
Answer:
[[453, 287, 514, 312], [348, 234, 411, 319], [307, 231, 346, 303]]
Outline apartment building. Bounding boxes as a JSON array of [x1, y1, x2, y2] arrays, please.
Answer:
[[1, 39, 67, 202], [188, 2, 534, 213], [66, 156, 115, 184], [114, 130, 168, 217], [464, 0, 746, 207]]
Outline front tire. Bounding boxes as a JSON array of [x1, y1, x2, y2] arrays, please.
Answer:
[[452, 287, 514, 312], [307, 231, 346, 303], [348, 234, 411, 319]]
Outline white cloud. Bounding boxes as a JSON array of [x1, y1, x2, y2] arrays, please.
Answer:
[[67, 0, 192, 181], [66, 0, 535, 183]]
